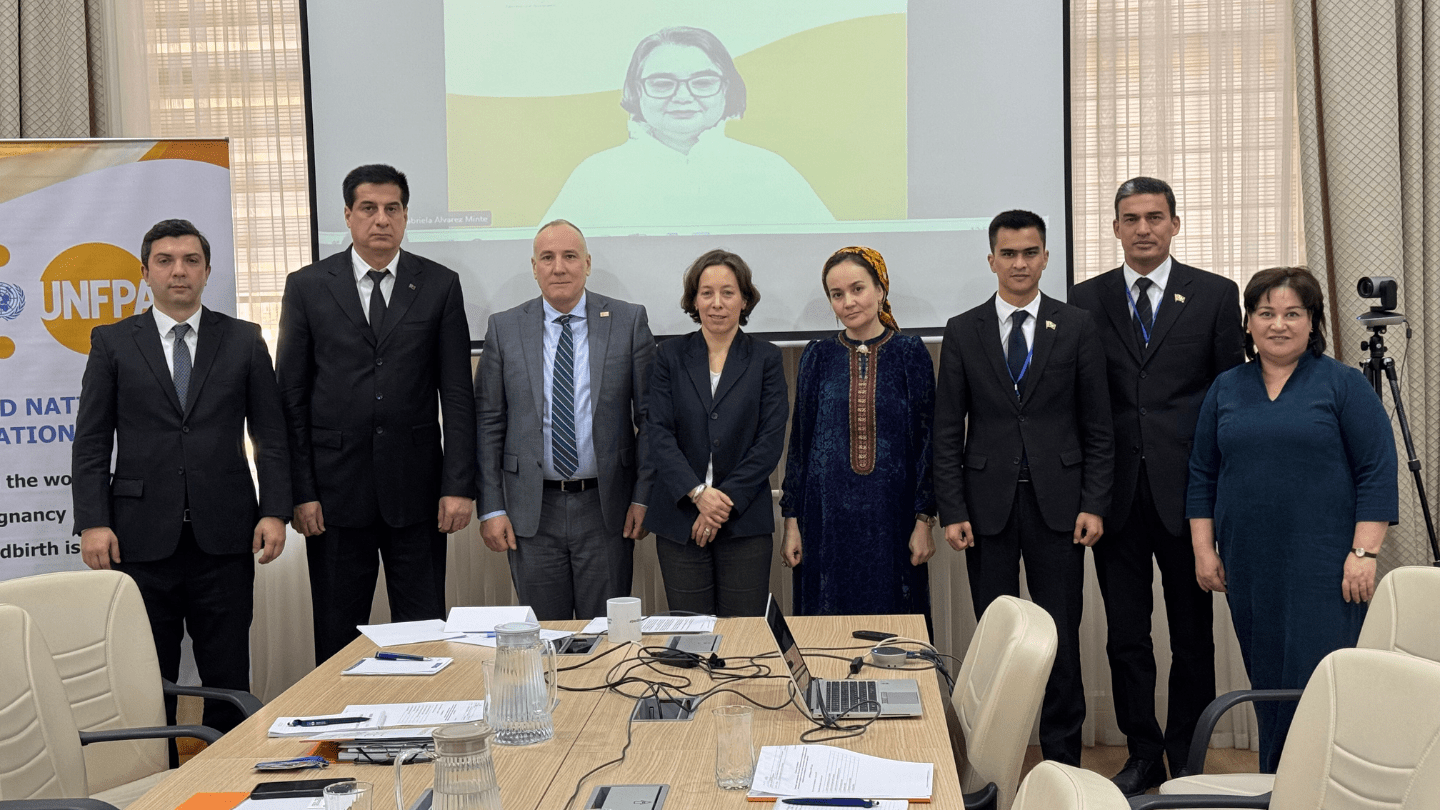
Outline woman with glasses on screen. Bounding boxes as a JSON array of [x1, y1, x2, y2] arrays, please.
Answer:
[[780, 247, 937, 623], [542, 26, 834, 228]]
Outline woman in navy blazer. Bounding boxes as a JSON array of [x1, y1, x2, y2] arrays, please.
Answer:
[[643, 249, 789, 616]]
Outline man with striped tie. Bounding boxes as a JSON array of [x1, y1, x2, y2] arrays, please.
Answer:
[[73, 219, 290, 733], [476, 219, 655, 621]]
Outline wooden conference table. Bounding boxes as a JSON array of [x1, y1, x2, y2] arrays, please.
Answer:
[[128, 615, 964, 809]]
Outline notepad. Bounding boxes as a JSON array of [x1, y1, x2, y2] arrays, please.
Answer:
[[341, 657, 453, 676]]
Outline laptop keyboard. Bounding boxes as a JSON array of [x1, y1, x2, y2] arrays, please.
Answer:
[[822, 679, 879, 715]]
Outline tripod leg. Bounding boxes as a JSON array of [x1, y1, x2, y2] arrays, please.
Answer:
[[1382, 360, 1440, 564]]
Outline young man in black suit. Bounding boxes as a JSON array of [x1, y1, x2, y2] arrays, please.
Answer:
[[1070, 177, 1245, 795], [72, 219, 290, 733], [935, 209, 1114, 766], [277, 165, 476, 665]]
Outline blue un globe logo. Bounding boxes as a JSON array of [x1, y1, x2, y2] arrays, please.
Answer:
[[0, 281, 24, 320]]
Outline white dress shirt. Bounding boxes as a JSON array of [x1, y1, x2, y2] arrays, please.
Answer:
[[151, 307, 202, 375], [994, 293, 1042, 356], [1122, 256, 1172, 321], [540, 293, 596, 481], [352, 248, 399, 322]]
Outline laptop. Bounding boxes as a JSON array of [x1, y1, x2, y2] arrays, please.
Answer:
[[763, 593, 923, 719]]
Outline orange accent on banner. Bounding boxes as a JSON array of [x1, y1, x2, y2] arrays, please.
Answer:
[[140, 140, 230, 168]]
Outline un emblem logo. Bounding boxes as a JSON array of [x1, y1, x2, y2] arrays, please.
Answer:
[[0, 281, 24, 321]]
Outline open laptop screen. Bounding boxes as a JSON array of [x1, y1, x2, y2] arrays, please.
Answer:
[[764, 593, 812, 695]]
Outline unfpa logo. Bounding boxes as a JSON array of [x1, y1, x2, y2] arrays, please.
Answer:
[[40, 243, 154, 355]]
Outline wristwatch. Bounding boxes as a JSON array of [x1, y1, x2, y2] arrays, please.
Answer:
[[915, 513, 937, 527], [1352, 547, 1379, 559]]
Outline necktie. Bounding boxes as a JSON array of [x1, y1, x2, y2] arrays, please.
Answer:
[[552, 314, 579, 479], [1133, 277, 1155, 345], [1007, 310, 1029, 398], [367, 269, 389, 338], [172, 323, 192, 409]]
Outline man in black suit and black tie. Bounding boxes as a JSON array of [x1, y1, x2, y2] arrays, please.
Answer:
[[277, 164, 476, 665], [934, 209, 1114, 766], [1070, 177, 1245, 795], [72, 219, 290, 734]]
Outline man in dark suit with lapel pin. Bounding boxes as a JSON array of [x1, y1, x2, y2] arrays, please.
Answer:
[[935, 209, 1114, 766], [277, 165, 476, 665], [1070, 177, 1245, 795], [476, 219, 654, 621], [73, 219, 290, 734]]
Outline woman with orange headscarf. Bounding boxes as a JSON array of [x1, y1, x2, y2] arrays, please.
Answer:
[[780, 247, 937, 620]]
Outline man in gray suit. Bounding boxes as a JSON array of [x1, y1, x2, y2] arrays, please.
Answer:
[[476, 219, 655, 620]]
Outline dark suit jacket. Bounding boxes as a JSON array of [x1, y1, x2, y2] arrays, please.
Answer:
[[642, 330, 789, 543], [476, 292, 654, 537], [1069, 262, 1244, 534], [933, 294, 1114, 535], [72, 308, 291, 561], [275, 247, 476, 529]]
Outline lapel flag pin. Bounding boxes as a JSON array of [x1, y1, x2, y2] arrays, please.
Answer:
[[1174, 293, 1185, 303], [1045, 320, 1057, 330], [409, 283, 416, 290], [600, 311, 610, 317]]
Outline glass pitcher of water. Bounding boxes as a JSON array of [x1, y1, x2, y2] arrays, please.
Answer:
[[391, 721, 502, 810], [488, 621, 558, 746]]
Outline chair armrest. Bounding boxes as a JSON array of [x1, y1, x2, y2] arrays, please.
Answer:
[[0, 800, 121, 810], [962, 781, 998, 810], [162, 679, 263, 717], [1186, 689, 1303, 776], [1130, 793, 1272, 809], [79, 723, 223, 745]]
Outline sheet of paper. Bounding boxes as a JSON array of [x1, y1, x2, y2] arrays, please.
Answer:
[[778, 802, 907, 810], [341, 657, 453, 675], [231, 799, 321, 810], [267, 713, 385, 737], [343, 700, 487, 727], [358, 619, 464, 647], [442, 605, 537, 633], [580, 615, 717, 634], [749, 745, 934, 800], [305, 726, 442, 741], [450, 628, 572, 648]]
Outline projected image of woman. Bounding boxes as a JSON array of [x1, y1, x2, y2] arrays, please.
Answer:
[[542, 26, 834, 229], [780, 247, 936, 621]]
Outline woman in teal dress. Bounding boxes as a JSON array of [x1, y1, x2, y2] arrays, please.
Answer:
[[780, 246, 937, 619], [1187, 267, 1397, 773]]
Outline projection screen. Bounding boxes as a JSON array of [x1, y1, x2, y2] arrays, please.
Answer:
[[302, 0, 1071, 340]]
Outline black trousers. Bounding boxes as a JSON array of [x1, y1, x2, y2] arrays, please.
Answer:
[[655, 532, 772, 617], [306, 520, 448, 665], [966, 481, 1086, 766], [1093, 464, 1215, 772], [117, 523, 254, 739]]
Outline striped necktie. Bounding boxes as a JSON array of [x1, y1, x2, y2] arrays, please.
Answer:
[[552, 314, 579, 479]]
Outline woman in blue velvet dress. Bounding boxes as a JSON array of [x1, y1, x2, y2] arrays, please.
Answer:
[[1187, 267, 1397, 773], [780, 246, 936, 619]]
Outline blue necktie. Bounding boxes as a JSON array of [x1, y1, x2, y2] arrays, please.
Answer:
[[172, 323, 192, 409], [1007, 310, 1029, 398], [552, 314, 579, 479]]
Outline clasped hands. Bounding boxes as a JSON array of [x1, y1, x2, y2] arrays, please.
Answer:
[[690, 485, 732, 547]]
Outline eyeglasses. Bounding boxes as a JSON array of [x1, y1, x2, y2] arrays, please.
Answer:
[[641, 73, 725, 99]]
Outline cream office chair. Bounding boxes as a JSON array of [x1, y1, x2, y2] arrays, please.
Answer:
[[1132, 647, 1440, 809], [952, 595, 1059, 810], [1164, 565, 1440, 798], [1013, 762, 1128, 810], [0, 570, 241, 806]]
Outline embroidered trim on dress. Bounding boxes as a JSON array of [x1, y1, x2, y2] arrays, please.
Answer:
[[837, 330, 894, 475]]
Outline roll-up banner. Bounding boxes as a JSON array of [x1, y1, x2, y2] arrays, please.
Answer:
[[0, 138, 235, 580]]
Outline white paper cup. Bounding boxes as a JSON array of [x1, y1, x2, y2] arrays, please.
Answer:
[[607, 596, 642, 644]]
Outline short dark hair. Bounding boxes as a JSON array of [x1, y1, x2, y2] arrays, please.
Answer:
[[141, 219, 210, 267], [1242, 266, 1327, 360], [988, 210, 1047, 251], [680, 249, 760, 326], [1115, 176, 1177, 218], [343, 164, 409, 208], [619, 27, 747, 122]]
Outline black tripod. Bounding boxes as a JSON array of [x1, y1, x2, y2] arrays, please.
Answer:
[[1358, 311, 1440, 565]]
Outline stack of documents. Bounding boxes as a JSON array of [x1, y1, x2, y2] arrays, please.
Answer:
[[358, 619, 464, 647], [748, 745, 934, 802], [267, 701, 487, 738], [580, 614, 717, 634]]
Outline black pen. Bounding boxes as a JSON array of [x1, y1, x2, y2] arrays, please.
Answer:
[[288, 715, 372, 727], [779, 801, 877, 808], [375, 652, 428, 661]]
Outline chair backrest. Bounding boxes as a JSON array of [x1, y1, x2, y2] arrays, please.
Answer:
[[1271, 648, 1440, 810], [1357, 565, 1440, 662], [0, 603, 89, 800], [1013, 761, 1128, 810], [952, 595, 1059, 810], [0, 570, 168, 793]]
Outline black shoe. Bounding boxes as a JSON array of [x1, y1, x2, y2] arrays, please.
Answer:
[[1111, 757, 1167, 797]]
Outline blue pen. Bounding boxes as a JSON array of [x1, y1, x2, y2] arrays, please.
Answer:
[[779, 801, 876, 808], [375, 652, 429, 661]]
